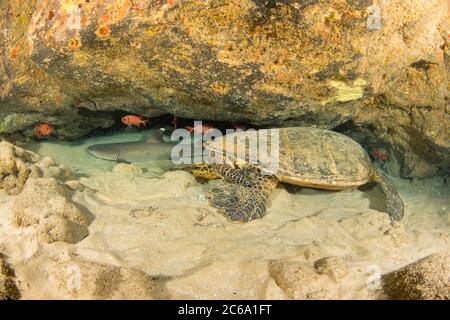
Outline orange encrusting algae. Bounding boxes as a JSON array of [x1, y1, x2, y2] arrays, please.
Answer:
[[55, 95, 62, 105], [9, 46, 20, 59], [81, 16, 89, 26], [48, 9, 55, 20], [97, 25, 111, 38], [68, 38, 82, 51]]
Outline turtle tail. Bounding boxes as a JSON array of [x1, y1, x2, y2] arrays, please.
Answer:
[[371, 166, 404, 221]]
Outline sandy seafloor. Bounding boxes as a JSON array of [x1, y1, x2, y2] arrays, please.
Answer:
[[0, 130, 449, 299]]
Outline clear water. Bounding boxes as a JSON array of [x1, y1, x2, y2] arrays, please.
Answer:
[[3, 129, 449, 300], [23, 129, 178, 176]]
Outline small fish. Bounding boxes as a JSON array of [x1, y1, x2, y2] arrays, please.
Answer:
[[230, 122, 247, 131], [35, 123, 52, 138], [371, 148, 388, 161], [185, 123, 216, 134], [121, 115, 149, 127], [172, 115, 178, 129]]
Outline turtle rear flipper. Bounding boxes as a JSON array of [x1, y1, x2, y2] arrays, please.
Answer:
[[372, 167, 404, 221]]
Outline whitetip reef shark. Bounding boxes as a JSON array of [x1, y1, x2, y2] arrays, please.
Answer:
[[86, 129, 198, 163]]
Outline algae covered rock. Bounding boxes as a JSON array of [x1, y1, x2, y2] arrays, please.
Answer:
[[0, 275, 20, 300], [0, 140, 76, 195], [47, 259, 168, 300], [0, 253, 20, 300], [0, 141, 40, 195], [314, 256, 349, 282], [10, 178, 93, 244], [382, 253, 450, 300], [268, 260, 332, 299], [0, 0, 448, 177]]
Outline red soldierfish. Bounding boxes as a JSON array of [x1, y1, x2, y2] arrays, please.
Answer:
[[185, 123, 216, 133], [371, 149, 388, 161], [35, 123, 53, 138], [121, 115, 149, 127]]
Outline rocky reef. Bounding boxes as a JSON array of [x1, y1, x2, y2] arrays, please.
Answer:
[[10, 177, 93, 243], [0, 141, 38, 195], [0, 140, 72, 195], [382, 253, 450, 300], [0, 0, 448, 177], [0, 141, 92, 244], [40, 257, 168, 299], [0, 253, 20, 300]]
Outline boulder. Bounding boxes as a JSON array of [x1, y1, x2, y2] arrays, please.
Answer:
[[0, 253, 20, 300], [0, 141, 74, 195], [10, 178, 93, 244], [269, 260, 333, 299], [382, 253, 450, 300], [0, 0, 448, 177], [0, 141, 39, 195], [47, 259, 168, 300], [314, 256, 349, 282]]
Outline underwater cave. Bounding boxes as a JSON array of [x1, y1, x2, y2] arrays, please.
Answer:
[[0, 0, 448, 302]]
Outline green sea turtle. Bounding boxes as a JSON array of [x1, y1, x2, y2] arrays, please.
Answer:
[[188, 127, 404, 223]]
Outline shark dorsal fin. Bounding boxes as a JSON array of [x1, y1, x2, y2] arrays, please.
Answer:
[[146, 129, 165, 143]]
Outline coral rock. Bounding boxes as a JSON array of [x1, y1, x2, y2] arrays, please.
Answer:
[[48, 259, 167, 300], [269, 260, 331, 299], [0, 0, 447, 176], [10, 178, 92, 244], [0, 141, 39, 195], [382, 253, 450, 300], [314, 256, 349, 282], [0, 253, 20, 300]]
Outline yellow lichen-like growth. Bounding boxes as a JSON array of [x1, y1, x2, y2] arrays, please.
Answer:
[[322, 78, 367, 104]]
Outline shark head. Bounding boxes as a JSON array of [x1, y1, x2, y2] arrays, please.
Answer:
[[86, 144, 120, 161]]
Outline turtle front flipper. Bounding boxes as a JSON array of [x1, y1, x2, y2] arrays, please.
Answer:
[[372, 167, 404, 221], [186, 164, 223, 180], [210, 165, 279, 222], [209, 182, 268, 222]]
